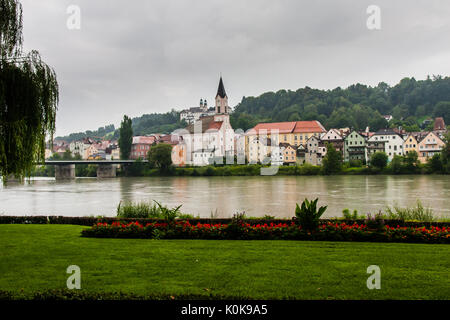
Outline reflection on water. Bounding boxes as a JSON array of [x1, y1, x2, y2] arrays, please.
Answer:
[[0, 175, 449, 218]]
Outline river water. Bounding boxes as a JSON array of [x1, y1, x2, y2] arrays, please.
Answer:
[[0, 175, 449, 219]]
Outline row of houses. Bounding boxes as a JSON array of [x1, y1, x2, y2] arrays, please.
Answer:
[[165, 116, 446, 167], [47, 138, 120, 160], [241, 117, 447, 166], [47, 76, 447, 168]]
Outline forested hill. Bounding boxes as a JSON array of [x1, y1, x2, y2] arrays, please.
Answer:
[[230, 76, 450, 132], [55, 110, 186, 142], [56, 76, 450, 142]]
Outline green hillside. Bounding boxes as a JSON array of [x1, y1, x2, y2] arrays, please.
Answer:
[[230, 76, 450, 131]]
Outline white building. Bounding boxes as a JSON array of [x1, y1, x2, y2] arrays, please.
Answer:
[[192, 149, 216, 166], [69, 138, 98, 159], [180, 99, 215, 124], [180, 77, 235, 166], [368, 129, 405, 161]]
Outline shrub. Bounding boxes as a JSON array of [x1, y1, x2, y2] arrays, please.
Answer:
[[364, 211, 385, 231], [294, 198, 327, 231], [116, 200, 183, 221], [154, 200, 182, 223], [385, 200, 434, 222], [82, 220, 450, 244], [370, 152, 388, 169], [342, 209, 359, 220]]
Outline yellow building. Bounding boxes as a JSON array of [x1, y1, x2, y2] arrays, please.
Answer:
[[403, 134, 419, 155], [246, 121, 326, 161]]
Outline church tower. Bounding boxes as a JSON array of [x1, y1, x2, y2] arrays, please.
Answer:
[[215, 76, 229, 114]]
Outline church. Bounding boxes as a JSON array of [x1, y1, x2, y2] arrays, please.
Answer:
[[179, 76, 236, 166]]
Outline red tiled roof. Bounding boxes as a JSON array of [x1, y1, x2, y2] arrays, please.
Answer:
[[252, 122, 296, 134], [293, 121, 326, 133], [208, 121, 223, 130], [434, 117, 446, 131], [185, 116, 223, 134]]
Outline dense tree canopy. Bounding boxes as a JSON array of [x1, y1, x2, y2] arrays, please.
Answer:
[[370, 152, 388, 169], [231, 76, 450, 131], [147, 143, 172, 171], [0, 0, 58, 182], [55, 124, 115, 143]]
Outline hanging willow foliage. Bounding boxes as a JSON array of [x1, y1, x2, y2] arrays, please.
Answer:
[[0, 0, 58, 183]]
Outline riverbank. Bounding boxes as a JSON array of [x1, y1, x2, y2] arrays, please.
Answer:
[[31, 162, 449, 178], [1, 225, 449, 300]]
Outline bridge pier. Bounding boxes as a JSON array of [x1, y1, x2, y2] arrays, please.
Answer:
[[97, 164, 116, 178], [55, 164, 76, 180]]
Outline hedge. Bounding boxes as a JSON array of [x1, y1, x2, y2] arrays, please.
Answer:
[[0, 216, 448, 228], [81, 221, 450, 244]]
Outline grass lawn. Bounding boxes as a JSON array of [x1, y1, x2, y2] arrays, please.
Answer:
[[0, 225, 449, 300]]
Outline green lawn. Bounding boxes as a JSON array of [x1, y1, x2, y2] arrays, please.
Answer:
[[0, 225, 449, 299]]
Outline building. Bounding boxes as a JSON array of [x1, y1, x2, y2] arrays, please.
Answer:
[[304, 136, 324, 166], [180, 99, 215, 124], [433, 117, 447, 136], [280, 143, 297, 164], [106, 144, 120, 160], [321, 128, 344, 154], [246, 120, 326, 162], [171, 140, 187, 167], [366, 140, 385, 161], [296, 144, 306, 165], [180, 77, 235, 166], [368, 129, 404, 161], [417, 131, 445, 163], [130, 136, 157, 159], [215, 77, 230, 114], [403, 133, 420, 156], [344, 130, 367, 162]]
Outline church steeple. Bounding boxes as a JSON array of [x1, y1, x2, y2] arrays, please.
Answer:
[[216, 76, 227, 99], [215, 76, 229, 114]]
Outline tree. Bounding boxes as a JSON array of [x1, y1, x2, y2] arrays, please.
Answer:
[[427, 153, 443, 173], [433, 101, 450, 124], [440, 133, 450, 173], [403, 150, 420, 172], [322, 143, 342, 174], [390, 155, 403, 174], [0, 0, 59, 183], [118, 115, 133, 160], [147, 143, 172, 171], [370, 152, 388, 169]]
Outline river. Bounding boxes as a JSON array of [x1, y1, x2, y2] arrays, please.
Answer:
[[0, 175, 449, 219]]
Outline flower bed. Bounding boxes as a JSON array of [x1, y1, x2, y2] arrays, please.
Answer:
[[81, 221, 450, 244]]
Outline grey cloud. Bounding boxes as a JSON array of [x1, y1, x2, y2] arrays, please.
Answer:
[[19, 0, 450, 136]]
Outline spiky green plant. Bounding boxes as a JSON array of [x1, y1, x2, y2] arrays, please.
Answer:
[[295, 198, 327, 231]]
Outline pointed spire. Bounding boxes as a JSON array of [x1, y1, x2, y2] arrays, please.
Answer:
[[216, 76, 227, 98]]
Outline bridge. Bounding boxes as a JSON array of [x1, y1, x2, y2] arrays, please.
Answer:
[[43, 160, 148, 179]]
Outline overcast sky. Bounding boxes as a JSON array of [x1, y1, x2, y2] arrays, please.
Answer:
[[21, 0, 450, 136]]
